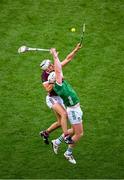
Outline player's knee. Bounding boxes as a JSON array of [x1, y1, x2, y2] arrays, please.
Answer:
[[56, 121, 61, 127]]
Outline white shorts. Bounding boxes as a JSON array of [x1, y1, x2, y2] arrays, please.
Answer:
[[67, 105, 83, 125], [46, 95, 65, 109]]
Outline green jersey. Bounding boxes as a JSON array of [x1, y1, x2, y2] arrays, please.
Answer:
[[53, 80, 79, 107]]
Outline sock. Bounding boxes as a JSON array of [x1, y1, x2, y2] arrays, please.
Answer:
[[65, 147, 73, 155], [55, 134, 64, 145], [44, 131, 49, 137], [64, 133, 69, 137], [44, 131, 49, 136]]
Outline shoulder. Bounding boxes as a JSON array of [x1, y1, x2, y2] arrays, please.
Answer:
[[54, 82, 63, 90]]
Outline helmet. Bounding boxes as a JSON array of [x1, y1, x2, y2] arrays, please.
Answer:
[[40, 60, 51, 70], [48, 71, 56, 83]]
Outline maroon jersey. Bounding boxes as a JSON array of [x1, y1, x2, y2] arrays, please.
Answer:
[[41, 71, 58, 96]]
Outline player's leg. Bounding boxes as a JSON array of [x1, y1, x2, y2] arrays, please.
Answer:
[[51, 128, 74, 154], [46, 110, 61, 133], [71, 123, 83, 142], [65, 123, 83, 153], [64, 123, 83, 164], [64, 106, 83, 164], [40, 109, 61, 144], [40, 96, 62, 144], [52, 103, 68, 135]]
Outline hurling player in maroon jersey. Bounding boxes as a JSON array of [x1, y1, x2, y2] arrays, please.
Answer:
[[39, 43, 82, 144]]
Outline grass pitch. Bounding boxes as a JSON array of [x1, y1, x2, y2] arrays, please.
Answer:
[[0, 0, 123, 179]]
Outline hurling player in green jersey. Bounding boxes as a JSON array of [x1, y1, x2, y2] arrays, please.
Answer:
[[49, 48, 83, 164]]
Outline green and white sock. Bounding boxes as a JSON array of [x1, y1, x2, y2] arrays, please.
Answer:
[[65, 147, 73, 155], [55, 134, 64, 145]]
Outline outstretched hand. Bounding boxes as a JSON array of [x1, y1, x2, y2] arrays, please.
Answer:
[[75, 43, 82, 50], [50, 48, 56, 54], [50, 48, 59, 57]]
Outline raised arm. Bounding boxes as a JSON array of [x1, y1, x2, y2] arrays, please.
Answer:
[[50, 48, 63, 85], [61, 43, 82, 67]]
